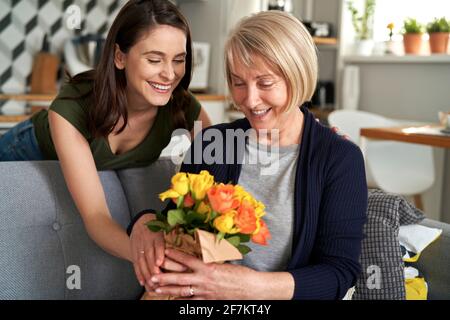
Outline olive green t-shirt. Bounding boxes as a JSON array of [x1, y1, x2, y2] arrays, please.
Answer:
[[31, 80, 201, 170]]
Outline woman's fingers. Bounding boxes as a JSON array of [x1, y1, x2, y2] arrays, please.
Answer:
[[151, 271, 195, 287], [161, 258, 188, 272], [331, 126, 350, 140], [139, 250, 153, 286], [164, 248, 204, 271], [154, 285, 199, 298], [154, 235, 165, 269], [133, 262, 145, 286]]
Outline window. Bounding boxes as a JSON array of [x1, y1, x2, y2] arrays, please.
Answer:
[[372, 0, 450, 42]]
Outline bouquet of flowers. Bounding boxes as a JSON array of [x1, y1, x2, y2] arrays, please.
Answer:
[[143, 170, 271, 299]]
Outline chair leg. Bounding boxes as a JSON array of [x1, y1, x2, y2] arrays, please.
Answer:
[[413, 194, 424, 211]]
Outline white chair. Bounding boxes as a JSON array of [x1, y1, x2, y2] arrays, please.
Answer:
[[328, 110, 435, 210]]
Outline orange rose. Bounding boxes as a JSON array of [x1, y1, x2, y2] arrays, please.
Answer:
[[234, 200, 257, 234], [207, 184, 240, 214], [183, 193, 195, 207], [251, 219, 271, 246]]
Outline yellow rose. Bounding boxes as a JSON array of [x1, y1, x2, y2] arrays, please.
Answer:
[[254, 201, 266, 218], [233, 185, 253, 203], [213, 212, 239, 234], [189, 170, 214, 200], [171, 172, 189, 196], [159, 189, 181, 201], [197, 201, 212, 222]]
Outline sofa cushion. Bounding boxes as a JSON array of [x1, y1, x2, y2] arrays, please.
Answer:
[[117, 156, 179, 218], [0, 161, 141, 299], [353, 189, 424, 300], [415, 219, 450, 300]]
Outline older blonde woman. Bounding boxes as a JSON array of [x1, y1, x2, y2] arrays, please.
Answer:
[[129, 10, 367, 300]]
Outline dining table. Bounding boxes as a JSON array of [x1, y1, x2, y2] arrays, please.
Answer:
[[360, 125, 450, 149]]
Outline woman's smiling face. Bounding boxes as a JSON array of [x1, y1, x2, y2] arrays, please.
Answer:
[[229, 55, 290, 132], [115, 24, 187, 109]]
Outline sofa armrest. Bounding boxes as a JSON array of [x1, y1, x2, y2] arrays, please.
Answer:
[[416, 218, 450, 300]]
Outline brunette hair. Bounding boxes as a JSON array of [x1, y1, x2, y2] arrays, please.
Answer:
[[68, 0, 193, 138]]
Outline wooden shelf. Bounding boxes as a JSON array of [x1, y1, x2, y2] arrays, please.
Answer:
[[0, 93, 56, 101], [0, 114, 31, 123], [313, 37, 338, 46], [194, 94, 227, 101], [0, 93, 227, 123], [0, 93, 226, 102]]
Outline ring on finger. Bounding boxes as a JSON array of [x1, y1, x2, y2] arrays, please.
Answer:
[[188, 285, 195, 296]]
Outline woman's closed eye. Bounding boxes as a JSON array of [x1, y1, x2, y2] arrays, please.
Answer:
[[146, 59, 185, 64], [233, 82, 246, 87], [147, 59, 161, 64], [258, 81, 274, 89]]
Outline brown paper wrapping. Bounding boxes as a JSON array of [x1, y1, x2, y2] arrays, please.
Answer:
[[141, 228, 242, 300]]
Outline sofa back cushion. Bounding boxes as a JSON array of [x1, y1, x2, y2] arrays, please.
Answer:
[[414, 219, 450, 300], [117, 157, 179, 218], [0, 161, 141, 299]]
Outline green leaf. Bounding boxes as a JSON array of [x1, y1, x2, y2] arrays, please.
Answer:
[[167, 209, 186, 227], [185, 211, 207, 225], [237, 244, 252, 255], [146, 220, 166, 232], [236, 233, 251, 243], [176, 195, 184, 208], [193, 200, 201, 211], [216, 232, 225, 243], [225, 236, 240, 247]]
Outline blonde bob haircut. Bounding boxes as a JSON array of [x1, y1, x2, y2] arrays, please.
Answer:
[[225, 11, 318, 113]]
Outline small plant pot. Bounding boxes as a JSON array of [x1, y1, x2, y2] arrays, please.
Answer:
[[403, 33, 423, 54], [354, 40, 375, 56], [429, 32, 449, 54]]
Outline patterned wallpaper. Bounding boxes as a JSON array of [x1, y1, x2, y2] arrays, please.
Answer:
[[0, 0, 127, 114]]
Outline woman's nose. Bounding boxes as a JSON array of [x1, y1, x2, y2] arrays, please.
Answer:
[[160, 63, 175, 81], [243, 86, 261, 108]]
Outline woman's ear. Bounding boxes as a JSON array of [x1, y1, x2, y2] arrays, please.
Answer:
[[114, 44, 126, 70]]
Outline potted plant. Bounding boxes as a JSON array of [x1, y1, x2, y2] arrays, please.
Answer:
[[426, 17, 449, 54], [385, 22, 396, 54], [347, 0, 376, 55], [402, 18, 424, 54]]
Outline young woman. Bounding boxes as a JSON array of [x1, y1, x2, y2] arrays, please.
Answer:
[[0, 0, 211, 289]]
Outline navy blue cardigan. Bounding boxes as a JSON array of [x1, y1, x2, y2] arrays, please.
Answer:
[[129, 106, 368, 300]]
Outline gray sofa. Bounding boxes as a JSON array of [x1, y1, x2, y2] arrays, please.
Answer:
[[0, 159, 448, 299]]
